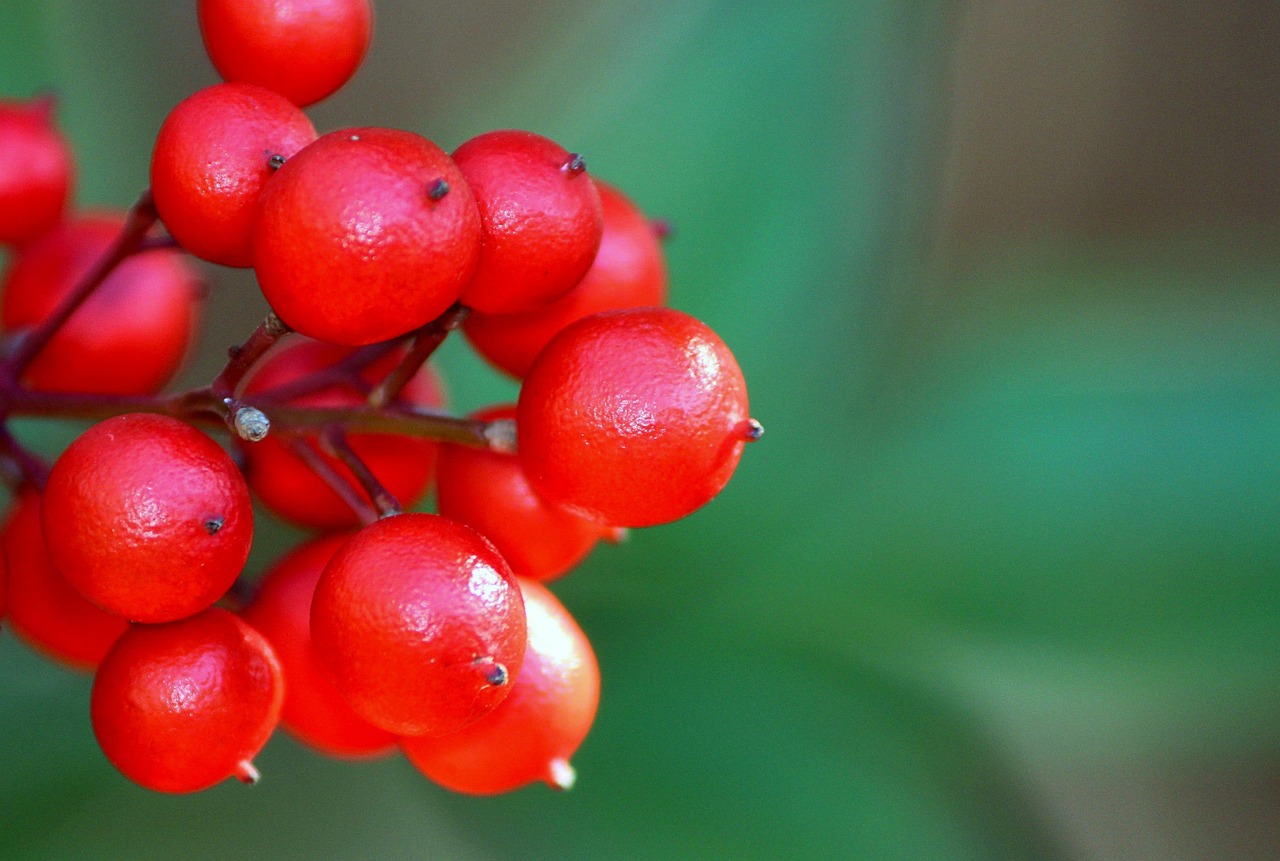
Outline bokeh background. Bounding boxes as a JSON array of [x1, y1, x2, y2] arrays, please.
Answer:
[[2, 1, 1279, 858]]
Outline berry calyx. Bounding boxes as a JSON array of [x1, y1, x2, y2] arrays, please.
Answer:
[[0, 95, 74, 248], [90, 607, 283, 793]]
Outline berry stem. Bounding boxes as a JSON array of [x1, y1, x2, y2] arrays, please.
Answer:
[[318, 426, 403, 518], [0, 424, 49, 489], [210, 312, 292, 398], [366, 303, 468, 409], [284, 435, 380, 525]]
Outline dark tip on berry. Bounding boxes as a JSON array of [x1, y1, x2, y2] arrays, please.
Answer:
[[267, 153, 286, 170], [651, 218, 674, 241], [203, 516, 224, 535], [475, 657, 509, 687], [426, 178, 450, 201], [739, 418, 764, 442], [562, 153, 587, 175]]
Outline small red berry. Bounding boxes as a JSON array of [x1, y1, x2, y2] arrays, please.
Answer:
[[401, 577, 600, 794], [198, 0, 373, 107], [150, 82, 317, 267], [0, 95, 74, 248], [41, 413, 253, 623], [91, 607, 284, 793], [253, 127, 481, 346], [310, 513, 526, 736], [452, 129, 604, 314], [518, 307, 757, 527], [463, 180, 668, 377]]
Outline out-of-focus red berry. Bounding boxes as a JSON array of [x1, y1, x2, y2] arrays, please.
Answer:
[[0, 96, 74, 248]]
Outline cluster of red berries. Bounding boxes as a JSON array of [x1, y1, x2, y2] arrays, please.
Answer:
[[0, 0, 759, 796]]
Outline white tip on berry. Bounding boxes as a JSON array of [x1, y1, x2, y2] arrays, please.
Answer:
[[547, 757, 576, 791], [234, 760, 261, 785], [485, 418, 518, 455]]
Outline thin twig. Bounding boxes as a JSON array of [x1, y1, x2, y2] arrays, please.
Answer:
[[284, 435, 379, 526], [367, 303, 468, 409], [318, 426, 402, 518]]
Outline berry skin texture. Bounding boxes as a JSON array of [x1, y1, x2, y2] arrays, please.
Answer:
[[253, 127, 481, 346], [1, 491, 128, 671], [436, 405, 606, 582], [0, 96, 74, 248], [198, 0, 373, 107], [401, 577, 600, 794], [242, 534, 396, 758], [310, 513, 527, 737], [463, 180, 668, 378], [150, 82, 317, 267], [452, 129, 604, 314], [518, 307, 755, 527], [91, 607, 284, 793], [41, 413, 253, 623], [0, 214, 201, 395]]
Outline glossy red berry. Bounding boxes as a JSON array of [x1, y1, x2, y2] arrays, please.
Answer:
[[91, 607, 284, 793], [243, 534, 395, 758], [401, 577, 600, 794], [452, 129, 603, 314], [240, 336, 446, 529], [198, 0, 373, 107], [518, 307, 757, 527], [436, 405, 605, 582], [150, 82, 317, 267], [0, 96, 74, 247], [41, 413, 253, 623], [464, 180, 668, 377], [310, 513, 526, 736], [1, 491, 128, 670], [0, 213, 201, 395], [253, 127, 481, 345]]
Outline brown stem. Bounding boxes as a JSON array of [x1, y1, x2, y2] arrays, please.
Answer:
[[250, 340, 400, 405], [0, 424, 49, 489], [210, 312, 291, 398], [285, 435, 379, 526], [318, 426, 402, 518], [367, 303, 468, 409]]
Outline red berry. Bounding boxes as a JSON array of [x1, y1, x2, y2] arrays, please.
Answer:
[[240, 336, 446, 529], [253, 127, 481, 345], [91, 607, 284, 793], [436, 405, 605, 582], [401, 577, 600, 794], [0, 96, 74, 247], [150, 82, 317, 267], [198, 0, 373, 107], [0, 214, 201, 395], [464, 180, 668, 377], [518, 307, 756, 527], [310, 513, 526, 736], [1, 491, 128, 670], [41, 413, 253, 623], [452, 130, 604, 314], [242, 534, 395, 758]]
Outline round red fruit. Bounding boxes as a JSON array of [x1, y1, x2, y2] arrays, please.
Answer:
[[91, 607, 283, 793], [41, 413, 253, 623], [452, 129, 603, 314], [518, 307, 757, 527], [253, 127, 481, 346], [150, 82, 317, 267], [198, 0, 373, 107], [310, 513, 526, 736], [0, 96, 74, 247]]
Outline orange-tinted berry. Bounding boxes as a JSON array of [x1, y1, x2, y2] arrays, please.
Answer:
[[310, 513, 526, 736], [253, 127, 481, 346], [0, 96, 74, 248], [518, 307, 756, 527], [401, 577, 600, 794], [452, 130, 603, 314], [198, 0, 373, 107], [464, 180, 668, 377], [0, 214, 201, 395], [1, 490, 128, 670], [41, 413, 253, 623], [91, 607, 283, 793], [150, 82, 317, 267], [242, 534, 395, 758]]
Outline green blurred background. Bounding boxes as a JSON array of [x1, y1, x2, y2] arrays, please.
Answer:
[[3, 1, 1279, 858]]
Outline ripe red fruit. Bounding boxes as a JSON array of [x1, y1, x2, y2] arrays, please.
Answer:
[[463, 180, 668, 377], [0, 96, 74, 247], [198, 0, 373, 107], [253, 127, 481, 346], [91, 607, 284, 793], [41, 413, 253, 623], [452, 130, 604, 314], [401, 577, 600, 794], [436, 405, 606, 582], [310, 513, 526, 736], [1, 491, 128, 670], [518, 307, 757, 527], [242, 534, 395, 758], [240, 336, 446, 529], [0, 214, 201, 395], [150, 82, 317, 267]]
